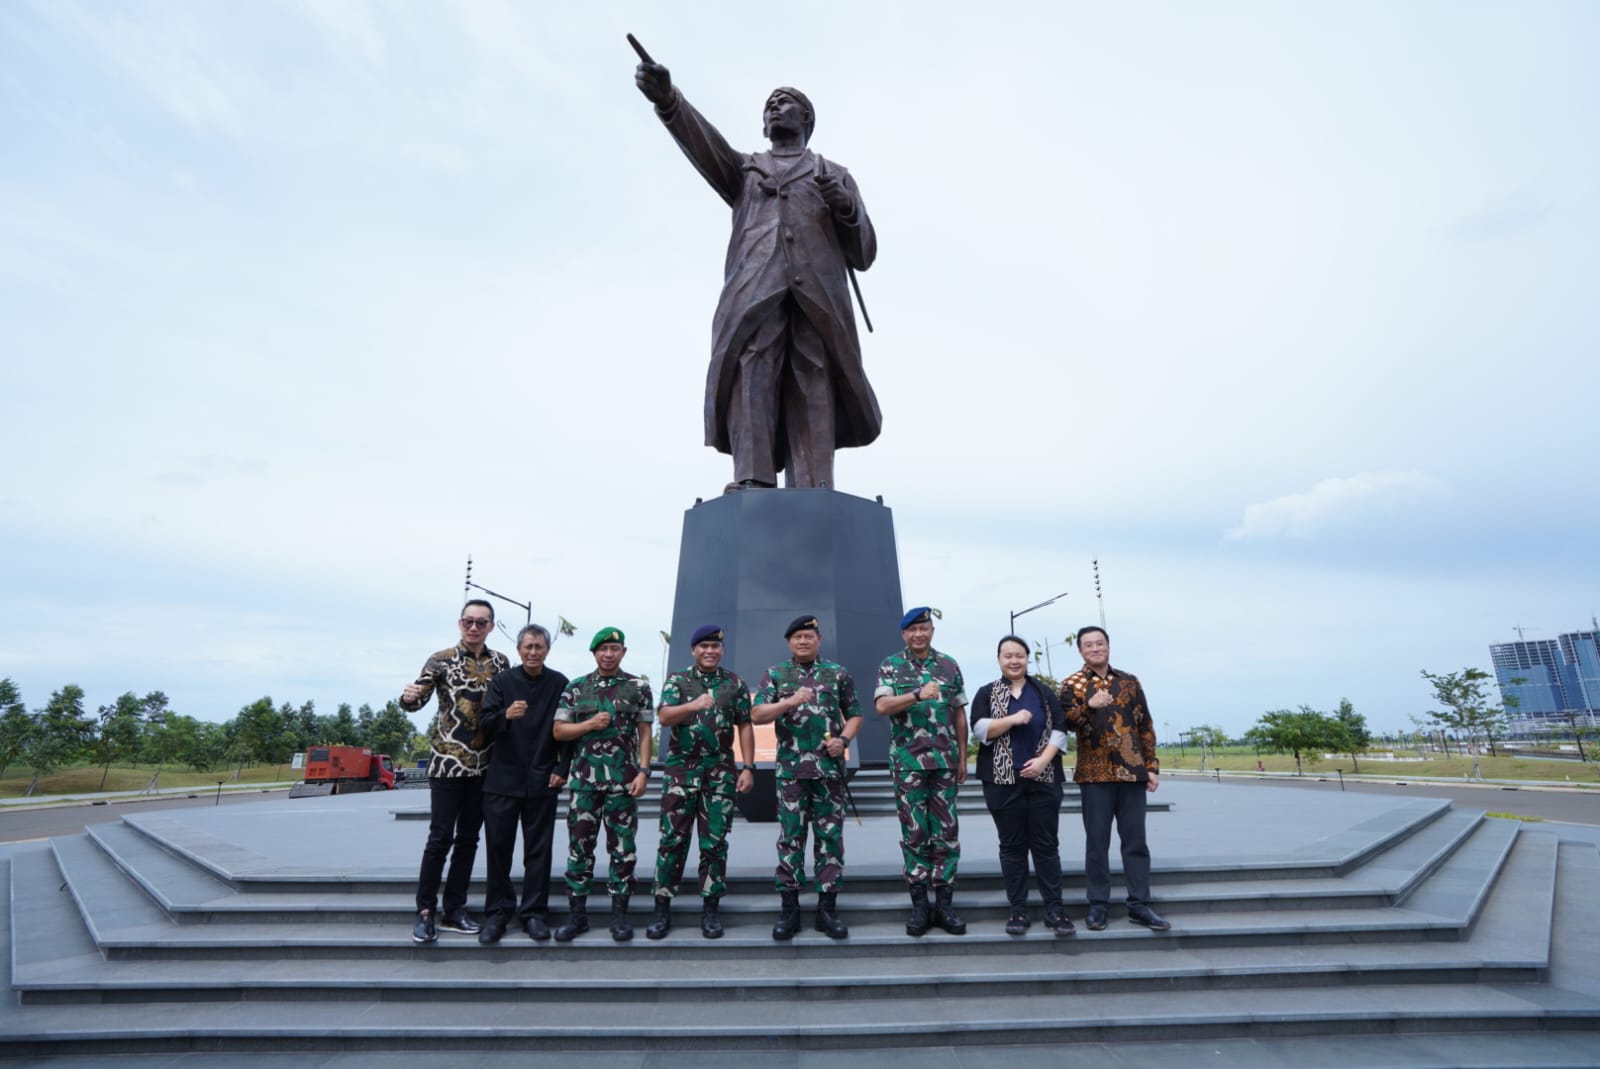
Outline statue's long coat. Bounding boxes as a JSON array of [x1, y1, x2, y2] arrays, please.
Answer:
[[656, 91, 882, 455]]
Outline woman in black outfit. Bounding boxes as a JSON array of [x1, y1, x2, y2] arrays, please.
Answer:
[[970, 635, 1075, 936]]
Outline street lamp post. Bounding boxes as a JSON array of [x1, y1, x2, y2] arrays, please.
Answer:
[[1010, 592, 1068, 637]]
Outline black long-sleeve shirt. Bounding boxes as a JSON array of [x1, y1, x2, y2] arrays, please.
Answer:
[[478, 664, 570, 798]]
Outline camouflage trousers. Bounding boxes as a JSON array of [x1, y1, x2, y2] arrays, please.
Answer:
[[775, 776, 846, 893], [563, 782, 638, 897], [652, 770, 737, 900], [894, 767, 960, 887]]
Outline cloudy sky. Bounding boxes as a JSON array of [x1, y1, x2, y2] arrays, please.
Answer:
[[3, 2, 1596, 737]]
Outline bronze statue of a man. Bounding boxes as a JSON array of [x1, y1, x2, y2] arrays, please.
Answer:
[[636, 61, 880, 490]]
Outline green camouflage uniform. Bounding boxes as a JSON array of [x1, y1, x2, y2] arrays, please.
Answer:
[[755, 658, 861, 893], [555, 671, 654, 897], [651, 665, 751, 900], [876, 647, 967, 888]]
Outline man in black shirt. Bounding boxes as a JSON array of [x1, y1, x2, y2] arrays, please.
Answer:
[[476, 624, 571, 943]]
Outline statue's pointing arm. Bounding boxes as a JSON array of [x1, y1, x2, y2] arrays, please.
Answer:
[[636, 62, 744, 207]]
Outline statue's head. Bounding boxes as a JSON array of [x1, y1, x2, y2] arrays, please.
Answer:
[[763, 87, 815, 144]]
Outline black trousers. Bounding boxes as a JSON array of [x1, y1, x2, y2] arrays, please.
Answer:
[[415, 776, 485, 915], [1078, 780, 1151, 908], [983, 778, 1064, 911], [481, 790, 559, 921]]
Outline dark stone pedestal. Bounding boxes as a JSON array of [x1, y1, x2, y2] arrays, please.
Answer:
[[665, 488, 905, 817], [740, 767, 779, 823]]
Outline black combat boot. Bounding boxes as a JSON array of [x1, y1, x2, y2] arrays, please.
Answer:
[[771, 890, 801, 941], [645, 894, 672, 940], [552, 895, 588, 942], [905, 883, 932, 937], [814, 891, 848, 940], [700, 895, 723, 939], [610, 894, 633, 942], [933, 885, 967, 935]]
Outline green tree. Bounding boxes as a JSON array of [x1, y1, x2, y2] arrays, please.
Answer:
[[355, 703, 377, 746], [137, 691, 175, 788], [90, 691, 146, 791], [1420, 667, 1508, 782], [183, 718, 229, 773], [367, 701, 418, 762], [1245, 706, 1336, 776], [319, 702, 360, 745], [22, 684, 95, 795], [292, 700, 319, 751], [231, 697, 286, 776], [1331, 698, 1371, 773], [0, 678, 32, 780]]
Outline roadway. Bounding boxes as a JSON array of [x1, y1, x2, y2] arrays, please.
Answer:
[[0, 788, 290, 843]]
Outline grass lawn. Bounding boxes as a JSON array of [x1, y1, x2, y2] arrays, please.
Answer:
[[0, 763, 299, 799], [1157, 747, 1600, 785]]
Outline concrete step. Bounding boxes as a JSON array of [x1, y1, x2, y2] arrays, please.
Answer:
[[2, 979, 1596, 1052], [29, 813, 1527, 968], [94, 803, 1478, 930], [5, 795, 1595, 1060], [6, 1033, 1600, 1069], [14, 829, 1560, 1005], [119, 796, 1443, 901]]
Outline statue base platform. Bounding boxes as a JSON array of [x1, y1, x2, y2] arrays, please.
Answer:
[[666, 488, 906, 819]]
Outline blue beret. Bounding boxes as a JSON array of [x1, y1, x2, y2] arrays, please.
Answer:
[[899, 607, 933, 629], [690, 624, 725, 646], [784, 615, 821, 638]]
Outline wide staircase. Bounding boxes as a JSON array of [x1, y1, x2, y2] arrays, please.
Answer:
[[3, 775, 1598, 1064]]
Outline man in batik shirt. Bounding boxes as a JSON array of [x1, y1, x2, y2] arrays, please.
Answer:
[[1060, 625, 1169, 933], [399, 599, 509, 944]]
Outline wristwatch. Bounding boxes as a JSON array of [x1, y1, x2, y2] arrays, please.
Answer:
[[741, 763, 756, 773]]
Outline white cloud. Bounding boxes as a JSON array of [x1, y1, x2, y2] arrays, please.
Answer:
[[1225, 471, 1446, 541]]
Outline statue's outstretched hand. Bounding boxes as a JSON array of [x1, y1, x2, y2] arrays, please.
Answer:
[[636, 62, 673, 106], [813, 172, 852, 216]]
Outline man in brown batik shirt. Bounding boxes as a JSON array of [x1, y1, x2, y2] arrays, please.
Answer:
[[1059, 626, 1170, 933]]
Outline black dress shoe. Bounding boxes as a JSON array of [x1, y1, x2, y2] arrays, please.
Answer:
[[1045, 907, 1077, 937], [437, 908, 479, 935], [477, 913, 508, 945], [1128, 905, 1171, 931], [523, 914, 552, 941], [1085, 905, 1108, 931]]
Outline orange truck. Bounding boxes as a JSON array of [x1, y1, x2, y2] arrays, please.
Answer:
[[302, 746, 396, 793]]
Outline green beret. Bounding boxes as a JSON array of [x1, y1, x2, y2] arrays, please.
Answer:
[[589, 627, 626, 651]]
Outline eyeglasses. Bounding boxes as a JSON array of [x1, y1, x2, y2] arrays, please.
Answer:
[[460, 618, 493, 630]]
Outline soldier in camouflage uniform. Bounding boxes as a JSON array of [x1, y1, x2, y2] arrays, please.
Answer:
[[752, 615, 862, 941], [875, 606, 969, 937], [647, 624, 755, 939], [551, 628, 654, 942]]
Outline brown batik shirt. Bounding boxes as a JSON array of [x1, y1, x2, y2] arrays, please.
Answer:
[[400, 643, 510, 778], [1059, 664, 1159, 784]]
